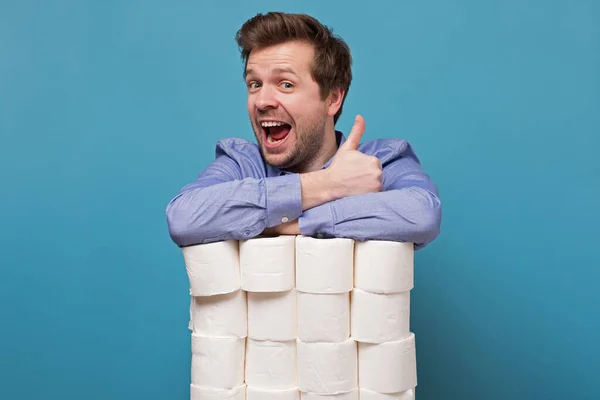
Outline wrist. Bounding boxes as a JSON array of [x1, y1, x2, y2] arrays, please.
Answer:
[[261, 226, 278, 236], [300, 169, 337, 210], [281, 219, 300, 235], [321, 168, 344, 201]]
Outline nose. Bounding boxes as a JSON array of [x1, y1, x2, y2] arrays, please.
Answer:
[[254, 84, 278, 111]]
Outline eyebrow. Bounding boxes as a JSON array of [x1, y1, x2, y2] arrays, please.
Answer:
[[245, 66, 298, 79]]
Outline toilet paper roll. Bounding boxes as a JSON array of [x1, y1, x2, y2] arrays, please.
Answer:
[[359, 388, 415, 400], [358, 333, 417, 393], [191, 335, 245, 389], [248, 290, 297, 340], [190, 290, 247, 337], [351, 289, 410, 343], [295, 236, 354, 293], [301, 389, 358, 399], [297, 292, 349, 342], [188, 297, 193, 331], [354, 240, 414, 293], [182, 240, 240, 296], [245, 339, 297, 389], [297, 338, 357, 394], [247, 386, 300, 400], [240, 235, 295, 292], [190, 384, 246, 400]]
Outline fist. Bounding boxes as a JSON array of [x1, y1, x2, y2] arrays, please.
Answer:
[[327, 115, 383, 198]]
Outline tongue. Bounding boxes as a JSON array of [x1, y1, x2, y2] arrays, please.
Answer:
[[270, 125, 290, 140]]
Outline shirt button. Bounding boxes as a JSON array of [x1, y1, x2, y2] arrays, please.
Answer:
[[281, 216, 289, 223]]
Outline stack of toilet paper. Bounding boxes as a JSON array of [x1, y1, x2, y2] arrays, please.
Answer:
[[182, 235, 417, 400], [184, 240, 247, 399]]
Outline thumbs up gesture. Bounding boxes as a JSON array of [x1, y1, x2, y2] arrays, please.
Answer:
[[327, 115, 383, 199]]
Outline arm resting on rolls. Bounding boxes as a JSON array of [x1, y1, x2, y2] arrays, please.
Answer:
[[166, 153, 303, 247], [166, 142, 332, 246], [298, 153, 442, 249], [166, 138, 442, 248]]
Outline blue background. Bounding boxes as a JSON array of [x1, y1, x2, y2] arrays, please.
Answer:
[[1, 1, 598, 399]]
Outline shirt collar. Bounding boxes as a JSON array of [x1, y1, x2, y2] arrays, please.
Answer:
[[272, 130, 346, 176]]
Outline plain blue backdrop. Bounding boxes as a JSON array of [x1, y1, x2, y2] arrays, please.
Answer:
[[1, 1, 599, 399]]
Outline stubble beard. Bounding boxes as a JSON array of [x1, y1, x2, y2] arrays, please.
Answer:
[[254, 114, 327, 172]]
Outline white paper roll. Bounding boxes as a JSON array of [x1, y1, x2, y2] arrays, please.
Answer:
[[248, 290, 297, 340], [351, 289, 410, 343], [354, 240, 414, 293], [191, 335, 245, 389], [358, 333, 417, 393], [247, 386, 300, 400], [301, 389, 358, 399], [297, 338, 357, 394], [295, 236, 354, 293], [190, 290, 247, 337], [240, 235, 296, 292], [182, 240, 240, 296], [188, 296, 193, 331], [245, 339, 297, 389], [297, 292, 349, 342], [190, 384, 246, 400], [359, 388, 415, 400]]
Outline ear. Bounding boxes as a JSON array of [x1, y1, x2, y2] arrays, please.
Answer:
[[326, 87, 345, 117]]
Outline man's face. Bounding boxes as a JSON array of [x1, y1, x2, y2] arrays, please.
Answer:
[[245, 41, 329, 172]]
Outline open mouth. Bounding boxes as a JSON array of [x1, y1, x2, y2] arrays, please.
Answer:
[[261, 121, 292, 147]]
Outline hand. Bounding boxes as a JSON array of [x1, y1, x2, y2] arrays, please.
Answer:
[[326, 115, 383, 199]]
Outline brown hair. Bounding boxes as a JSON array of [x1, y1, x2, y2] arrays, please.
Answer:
[[235, 12, 352, 124]]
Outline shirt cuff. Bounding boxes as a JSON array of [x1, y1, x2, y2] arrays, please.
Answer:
[[265, 174, 303, 227], [298, 202, 335, 238]]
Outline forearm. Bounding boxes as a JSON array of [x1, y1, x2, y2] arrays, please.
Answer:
[[168, 168, 337, 246], [261, 169, 337, 237], [166, 175, 302, 246], [298, 186, 441, 248], [299, 169, 337, 210], [261, 169, 341, 237]]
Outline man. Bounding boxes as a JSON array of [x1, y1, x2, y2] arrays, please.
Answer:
[[166, 12, 442, 250]]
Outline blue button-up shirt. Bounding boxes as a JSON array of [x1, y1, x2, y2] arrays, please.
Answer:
[[166, 131, 441, 249]]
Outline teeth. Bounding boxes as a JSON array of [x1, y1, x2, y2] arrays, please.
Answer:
[[261, 121, 286, 127]]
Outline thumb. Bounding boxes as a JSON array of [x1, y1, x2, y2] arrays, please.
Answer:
[[340, 115, 365, 151]]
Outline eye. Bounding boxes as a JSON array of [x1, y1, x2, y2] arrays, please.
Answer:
[[247, 81, 261, 90], [280, 82, 294, 90]]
